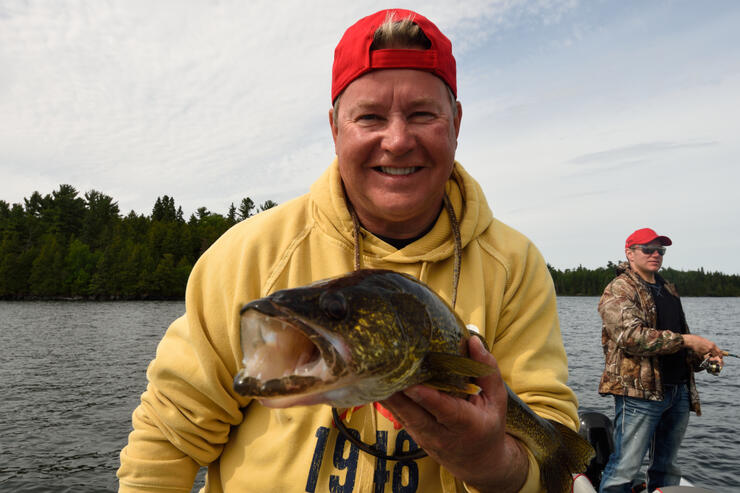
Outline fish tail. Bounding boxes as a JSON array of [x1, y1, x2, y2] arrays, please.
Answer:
[[539, 420, 595, 493]]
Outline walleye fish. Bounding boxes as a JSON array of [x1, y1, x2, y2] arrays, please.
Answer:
[[233, 269, 594, 493]]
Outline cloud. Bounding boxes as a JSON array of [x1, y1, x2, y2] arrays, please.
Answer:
[[1, 0, 739, 273], [566, 141, 718, 167], [0, 0, 581, 213], [557, 141, 720, 179]]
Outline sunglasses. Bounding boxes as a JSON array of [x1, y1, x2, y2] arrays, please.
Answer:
[[632, 245, 666, 256]]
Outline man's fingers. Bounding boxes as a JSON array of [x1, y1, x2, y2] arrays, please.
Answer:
[[380, 390, 432, 430], [382, 336, 504, 437], [468, 336, 504, 399], [468, 334, 489, 359]]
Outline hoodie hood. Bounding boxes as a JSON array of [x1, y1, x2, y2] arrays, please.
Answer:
[[309, 159, 494, 264]]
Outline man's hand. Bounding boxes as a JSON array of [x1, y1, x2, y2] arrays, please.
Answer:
[[683, 334, 724, 362], [379, 336, 529, 493]]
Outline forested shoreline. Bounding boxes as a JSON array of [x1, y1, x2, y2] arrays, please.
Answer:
[[0, 185, 276, 300], [2, 185, 739, 300], [548, 263, 740, 297]]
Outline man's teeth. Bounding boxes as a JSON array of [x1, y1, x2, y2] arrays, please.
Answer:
[[379, 167, 417, 176]]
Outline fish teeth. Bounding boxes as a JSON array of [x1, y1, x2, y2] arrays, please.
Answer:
[[261, 327, 277, 345]]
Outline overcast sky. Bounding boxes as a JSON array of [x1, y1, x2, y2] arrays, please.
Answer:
[[2, 0, 739, 274]]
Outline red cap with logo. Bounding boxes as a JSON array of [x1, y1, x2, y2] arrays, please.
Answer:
[[331, 9, 456, 102], [625, 228, 673, 249]]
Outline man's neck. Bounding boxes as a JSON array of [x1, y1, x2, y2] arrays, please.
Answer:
[[631, 264, 657, 284], [374, 220, 436, 249], [353, 203, 444, 240]]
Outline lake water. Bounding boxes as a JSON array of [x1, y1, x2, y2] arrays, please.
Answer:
[[1, 298, 738, 492]]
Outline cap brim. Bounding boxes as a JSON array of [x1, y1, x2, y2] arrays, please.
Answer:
[[655, 236, 672, 246]]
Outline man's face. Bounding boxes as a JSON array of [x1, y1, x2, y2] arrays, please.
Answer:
[[626, 242, 665, 278], [329, 69, 462, 238]]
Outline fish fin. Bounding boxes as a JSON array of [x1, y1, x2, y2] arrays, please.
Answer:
[[425, 351, 495, 378], [424, 381, 482, 395], [539, 419, 596, 493]]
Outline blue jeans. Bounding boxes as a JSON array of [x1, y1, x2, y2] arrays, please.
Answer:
[[599, 384, 690, 493]]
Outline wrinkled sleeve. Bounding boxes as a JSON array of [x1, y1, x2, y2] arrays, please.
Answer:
[[461, 446, 541, 493], [598, 278, 684, 356], [489, 241, 579, 493], [493, 241, 579, 429], [118, 243, 250, 492]]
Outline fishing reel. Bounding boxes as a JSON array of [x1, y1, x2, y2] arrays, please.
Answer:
[[700, 350, 739, 376], [700, 357, 722, 376]]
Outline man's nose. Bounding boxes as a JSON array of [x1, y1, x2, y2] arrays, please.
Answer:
[[381, 117, 415, 155]]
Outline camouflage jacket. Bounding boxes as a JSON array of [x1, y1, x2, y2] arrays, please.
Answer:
[[598, 262, 702, 415]]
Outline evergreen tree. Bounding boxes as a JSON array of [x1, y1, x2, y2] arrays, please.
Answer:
[[89, 235, 127, 298], [0, 231, 31, 297], [0, 202, 28, 243], [0, 200, 10, 227], [121, 210, 151, 244], [121, 242, 155, 298], [6, 184, 737, 300], [238, 197, 255, 220], [226, 203, 237, 227], [259, 199, 278, 211], [149, 253, 177, 298], [174, 256, 192, 296], [28, 234, 66, 297], [48, 184, 86, 241], [82, 190, 120, 249], [24, 191, 47, 219], [24, 191, 51, 244], [151, 195, 178, 222], [65, 238, 97, 296]]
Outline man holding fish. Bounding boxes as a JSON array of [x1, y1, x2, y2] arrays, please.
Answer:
[[119, 9, 589, 493]]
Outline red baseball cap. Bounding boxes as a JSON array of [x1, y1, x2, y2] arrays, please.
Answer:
[[625, 228, 673, 249], [331, 9, 456, 102]]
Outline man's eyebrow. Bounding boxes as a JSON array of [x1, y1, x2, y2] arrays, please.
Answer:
[[350, 98, 441, 110], [406, 98, 441, 109], [351, 100, 383, 110]]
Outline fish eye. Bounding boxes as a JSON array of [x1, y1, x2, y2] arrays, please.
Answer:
[[319, 291, 348, 320]]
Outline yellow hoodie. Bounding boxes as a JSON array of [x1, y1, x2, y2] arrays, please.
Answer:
[[118, 160, 578, 493]]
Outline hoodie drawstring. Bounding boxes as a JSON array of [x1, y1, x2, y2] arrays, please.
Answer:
[[335, 193, 464, 465], [347, 193, 462, 309]]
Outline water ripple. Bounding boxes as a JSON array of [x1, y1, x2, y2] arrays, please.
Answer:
[[559, 296, 740, 491], [1, 298, 739, 491]]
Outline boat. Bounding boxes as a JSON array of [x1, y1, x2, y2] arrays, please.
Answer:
[[573, 410, 716, 493]]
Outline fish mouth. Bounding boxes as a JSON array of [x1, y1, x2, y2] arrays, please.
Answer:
[[233, 303, 353, 407]]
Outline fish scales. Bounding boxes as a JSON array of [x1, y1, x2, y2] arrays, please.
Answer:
[[233, 269, 595, 493]]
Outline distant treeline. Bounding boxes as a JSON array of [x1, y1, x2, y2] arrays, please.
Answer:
[[548, 263, 740, 297], [2, 185, 739, 299], [0, 184, 277, 300]]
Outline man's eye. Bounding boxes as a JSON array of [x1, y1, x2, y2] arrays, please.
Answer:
[[357, 114, 380, 121], [410, 112, 435, 121]]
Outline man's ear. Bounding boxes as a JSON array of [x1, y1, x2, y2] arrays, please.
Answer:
[[454, 101, 462, 137], [625, 248, 634, 265], [329, 108, 338, 147]]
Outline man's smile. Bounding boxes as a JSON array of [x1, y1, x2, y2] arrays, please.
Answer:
[[376, 166, 421, 176]]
